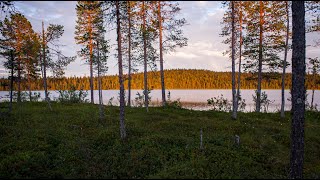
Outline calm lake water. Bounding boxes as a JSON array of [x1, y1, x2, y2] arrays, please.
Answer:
[[0, 89, 319, 112]]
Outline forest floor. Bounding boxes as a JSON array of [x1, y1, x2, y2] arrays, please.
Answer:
[[0, 102, 320, 178]]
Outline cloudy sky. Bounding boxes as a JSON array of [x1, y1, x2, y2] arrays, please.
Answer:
[[0, 1, 319, 77]]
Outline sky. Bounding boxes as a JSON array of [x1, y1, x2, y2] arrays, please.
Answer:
[[0, 1, 319, 77]]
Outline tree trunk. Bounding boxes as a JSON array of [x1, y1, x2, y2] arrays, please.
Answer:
[[26, 55, 31, 102], [311, 88, 314, 110], [97, 41, 104, 124], [231, 1, 237, 119], [281, 1, 289, 118], [311, 67, 316, 109], [116, 1, 127, 140], [143, 1, 149, 112], [158, 1, 166, 106], [42, 21, 52, 110], [89, 15, 94, 104], [256, 0, 264, 113], [127, 1, 132, 107], [17, 56, 21, 103], [9, 50, 14, 111], [28, 74, 31, 101], [236, 1, 243, 113], [290, 1, 305, 179]]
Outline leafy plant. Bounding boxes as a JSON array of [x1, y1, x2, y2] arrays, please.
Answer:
[[12, 91, 28, 102], [207, 94, 231, 112], [134, 89, 152, 107], [237, 93, 247, 112], [56, 85, 88, 104], [27, 92, 41, 102], [252, 90, 274, 112], [165, 91, 182, 108], [287, 89, 318, 111], [108, 97, 115, 106]]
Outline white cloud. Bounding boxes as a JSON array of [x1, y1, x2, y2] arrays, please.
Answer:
[[169, 51, 199, 59]]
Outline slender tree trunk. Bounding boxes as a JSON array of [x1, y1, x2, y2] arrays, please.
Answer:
[[143, 1, 149, 112], [127, 1, 132, 107], [97, 41, 104, 123], [89, 15, 94, 104], [28, 74, 31, 102], [256, 0, 264, 113], [311, 88, 314, 110], [116, 1, 127, 140], [17, 56, 21, 103], [158, 1, 166, 106], [98, 42, 101, 105], [281, 1, 290, 118], [290, 1, 305, 179], [231, 1, 237, 119], [311, 67, 315, 109], [42, 21, 52, 110], [236, 1, 243, 113], [9, 50, 14, 111], [26, 55, 32, 102]]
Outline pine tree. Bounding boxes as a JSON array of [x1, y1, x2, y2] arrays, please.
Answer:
[[75, 1, 104, 104], [22, 31, 41, 101], [290, 1, 306, 178], [0, 13, 37, 102], [307, 57, 320, 110], [39, 22, 75, 109], [133, 1, 159, 112], [116, 1, 127, 140], [230, 1, 237, 119], [242, 1, 287, 112], [221, 1, 243, 118], [156, 1, 188, 106], [281, 1, 290, 118]]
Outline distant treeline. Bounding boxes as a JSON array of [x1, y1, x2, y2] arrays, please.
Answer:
[[0, 69, 319, 91]]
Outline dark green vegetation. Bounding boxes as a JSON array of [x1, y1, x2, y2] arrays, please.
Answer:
[[0, 102, 320, 178]]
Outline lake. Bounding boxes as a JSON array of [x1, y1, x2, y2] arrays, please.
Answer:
[[0, 89, 319, 112]]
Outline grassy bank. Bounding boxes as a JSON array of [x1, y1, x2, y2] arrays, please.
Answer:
[[0, 102, 319, 178]]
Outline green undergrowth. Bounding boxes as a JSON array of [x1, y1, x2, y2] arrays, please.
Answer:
[[0, 102, 319, 178]]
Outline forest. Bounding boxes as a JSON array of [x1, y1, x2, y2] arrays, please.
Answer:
[[1, 69, 320, 90], [0, 1, 319, 179]]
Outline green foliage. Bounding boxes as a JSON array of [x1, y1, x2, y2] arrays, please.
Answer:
[[0, 102, 320, 178], [252, 90, 274, 112], [134, 89, 151, 107], [165, 91, 182, 108], [28, 92, 41, 102], [207, 94, 232, 112], [56, 85, 88, 104], [237, 93, 247, 112], [207, 93, 246, 112], [107, 97, 115, 106], [4, 91, 41, 102]]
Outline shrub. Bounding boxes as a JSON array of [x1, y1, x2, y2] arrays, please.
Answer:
[[252, 90, 274, 112], [207, 94, 231, 112], [56, 85, 88, 104], [165, 91, 182, 108]]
